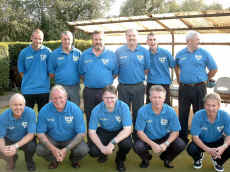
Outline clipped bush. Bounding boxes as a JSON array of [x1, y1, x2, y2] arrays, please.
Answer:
[[0, 44, 9, 95]]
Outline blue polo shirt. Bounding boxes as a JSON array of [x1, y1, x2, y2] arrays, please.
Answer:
[[175, 47, 217, 84], [79, 47, 118, 88], [147, 47, 175, 84], [89, 100, 132, 131], [116, 45, 150, 84], [48, 46, 81, 86], [18, 45, 51, 94], [0, 107, 36, 142], [37, 101, 85, 142], [191, 109, 230, 143], [135, 103, 181, 140]]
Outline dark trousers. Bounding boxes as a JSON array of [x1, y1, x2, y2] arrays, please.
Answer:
[[23, 93, 49, 112], [134, 134, 186, 162], [83, 87, 103, 126], [118, 83, 145, 125], [88, 127, 132, 163], [187, 137, 230, 166], [178, 84, 206, 142], [36, 136, 89, 163], [0, 137, 36, 163], [146, 83, 170, 105]]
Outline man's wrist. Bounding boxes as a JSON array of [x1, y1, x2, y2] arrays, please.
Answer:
[[111, 139, 117, 145], [14, 143, 19, 149], [164, 141, 170, 147], [223, 143, 228, 149]]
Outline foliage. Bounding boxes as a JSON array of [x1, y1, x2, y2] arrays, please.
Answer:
[[0, 45, 9, 94], [0, 0, 113, 41], [120, 0, 224, 16]]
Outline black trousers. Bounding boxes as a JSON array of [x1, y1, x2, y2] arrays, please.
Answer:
[[117, 83, 145, 125], [187, 137, 230, 165], [23, 93, 49, 112], [0, 137, 36, 163], [146, 83, 170, 105], [88, 127, 132, 163], [134, 134, 186, 162], [83, 87, 103, 126], [178, 83, 206, 142]]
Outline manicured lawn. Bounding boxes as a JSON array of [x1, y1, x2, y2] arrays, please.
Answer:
[[1, 149, 230, 172]]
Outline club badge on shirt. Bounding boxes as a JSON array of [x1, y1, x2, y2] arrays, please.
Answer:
[[159, 57, 167, 63], [115, 116, 121, 123], [217, 125, 224, 133], [160, 119, 168, 126], [22, 122, 28, 128], [73, 55, 79, 62], [137, 55, 144, 61], [101, 58, 109, 65], [65, 116, 74, 124], [195, 55, 202, 61]]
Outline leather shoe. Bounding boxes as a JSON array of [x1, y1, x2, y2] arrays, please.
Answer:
[[48, 161, 59, 169], [139, 160, 149, 168], [164, 160, 174, 168], [97, 155, 108, 163], [72, 162, 80, 168], [26, 160, 36, 171], [116, 161, 126, 172]]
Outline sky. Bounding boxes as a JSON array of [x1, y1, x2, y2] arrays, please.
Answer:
[[107, 0, 230, 17]]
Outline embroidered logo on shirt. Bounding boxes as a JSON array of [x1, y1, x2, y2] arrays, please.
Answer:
[[100, 118, 108, 121], [159, 57, 167, 63], [73, 56, 79, 61], [180, 57, 186, 61], [217, 125, 224, 132], [22, 122, 28, 128], [115, 116, 121, 123], [65, 116, 74, 124], [160, 119, 168, 125], [47, 118, 55, 122], [85, 59, 93, 64], [201, 127, 208, 130], [101, 58, 109, 65], [137, 55, 144, 61], [120, 56, 127, 60], [26, 56, 33, 60], [40, 54, 47, 61], [58, 57, 64, 60], [146, 120, 152, 123], [8, 126, 15, 130], [195, 55, 202, 60]]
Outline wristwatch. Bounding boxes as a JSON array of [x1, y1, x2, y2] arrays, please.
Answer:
[[164, 141, 170, 147], [111, 139, 117, 145]]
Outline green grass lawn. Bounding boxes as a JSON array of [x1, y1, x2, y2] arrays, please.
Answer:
[[1, 149, 230, 172]]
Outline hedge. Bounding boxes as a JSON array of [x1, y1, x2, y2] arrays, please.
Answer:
[[0, 44, 9, 95]]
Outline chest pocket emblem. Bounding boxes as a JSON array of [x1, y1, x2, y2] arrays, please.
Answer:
[[101, 58, 109, 65], [22, 122, 28, 128], [65, 116, 74, 124], [137, 55, 144, 61]]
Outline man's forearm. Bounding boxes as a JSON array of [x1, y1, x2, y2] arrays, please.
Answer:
[[37, 134, 56, 151], [66, 134, 84, 151], [112, 127, 132, 144]]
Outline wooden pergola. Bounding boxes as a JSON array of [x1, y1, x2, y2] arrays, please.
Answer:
[[68, 10, 230, 57]]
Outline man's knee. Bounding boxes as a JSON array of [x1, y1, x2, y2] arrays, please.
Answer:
[[36, 144, 49, 157], [72, 141, 89, 157], [134, 140, 145, 153]]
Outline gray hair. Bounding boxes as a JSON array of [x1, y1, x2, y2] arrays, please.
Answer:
[[185, 30, 200, 42], [204, 93, 221, 105], [50, 85, 68, 100], [149, 85, 166, 97], [61, 31, 73, 39], [125, 28, 138, 36], [9, 93, 26, 105]]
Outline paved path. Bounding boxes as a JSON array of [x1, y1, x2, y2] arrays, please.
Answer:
[[0, 91, 15, 108]]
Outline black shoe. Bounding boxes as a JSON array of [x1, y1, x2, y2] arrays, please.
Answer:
[[72, 161, 80, 168], [26, 160, 36, 171], [211, 157, 224, 172], [164, 160, 174, 168], [97, 155, 108, 163], [116, 161, 126, 172], [139, 160, 149, 168]]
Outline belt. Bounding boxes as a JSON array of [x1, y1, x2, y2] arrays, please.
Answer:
[[180, 82, 206, 87], [120, 82, 143, 86]]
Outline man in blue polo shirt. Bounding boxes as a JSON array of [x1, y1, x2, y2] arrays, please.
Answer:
[[116, 29, 150, 125], [36, 85, 88, 169], [134, 85, 185, 169], [146, 32, 175, 105], [18, 29, 51, 111], [187, 93, 230, 172], [88, 85, 132, 172], [0, 93, 37, 171], [48, 31, 81, 105], [175, 30, 218, 144], [79, 30, 118, 125]]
